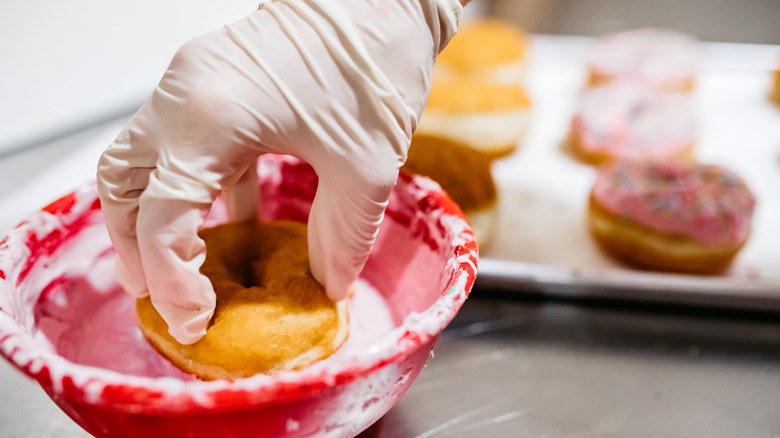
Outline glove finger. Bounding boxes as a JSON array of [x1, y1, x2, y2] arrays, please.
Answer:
[[136, 170, 217, 345], [96, 108, 159, 297], [307, 152, 401, 302], [224, 159, 259, 223]]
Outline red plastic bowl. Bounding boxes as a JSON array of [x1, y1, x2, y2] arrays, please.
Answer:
[[0, 154, 477, 437]]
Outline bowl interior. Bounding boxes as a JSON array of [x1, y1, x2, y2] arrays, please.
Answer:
[[0, 154, 477, 415]]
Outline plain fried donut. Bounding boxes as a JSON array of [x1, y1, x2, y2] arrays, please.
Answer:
[[137, 220, 349, 381]]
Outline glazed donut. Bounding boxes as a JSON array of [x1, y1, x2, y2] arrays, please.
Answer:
[[588, 160, 756, 274], [434, 18, 529, 85], [587, 28, 700, 93], [137, 220, 349, 381], [569, 81, 696, 165], [402, 134, 499, 247], [416, 78, 531, 158]]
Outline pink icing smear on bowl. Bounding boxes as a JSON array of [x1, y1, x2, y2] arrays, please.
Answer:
[[35, 250, 396, 380]]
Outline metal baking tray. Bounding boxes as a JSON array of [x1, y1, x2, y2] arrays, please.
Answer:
[[473, 35, 780, 312]]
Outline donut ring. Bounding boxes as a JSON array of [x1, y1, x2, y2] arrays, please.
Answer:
[[586, 28, 700, 93], [137, 220, 349, 381], [570, 81, 696, 166], [588, 160, 756, 274]]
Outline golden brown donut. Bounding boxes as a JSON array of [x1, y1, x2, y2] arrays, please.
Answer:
[[434, 18, 529, 85], [402, 134, 498, 247], [416, 18, 532, 159], [137, 220, 349, 381], [772, 68, 780, 106], [416, 78, 531, 159], [588, 160, 756, 274]]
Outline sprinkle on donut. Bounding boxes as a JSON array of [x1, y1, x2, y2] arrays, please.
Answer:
[[570, 81, 696, 165], [586, 27, 701, 92], [591, 160, 755, 247]]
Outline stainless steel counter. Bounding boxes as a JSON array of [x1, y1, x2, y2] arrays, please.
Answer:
[[3, 294, 780, 437], [362, 295, 780, 437]]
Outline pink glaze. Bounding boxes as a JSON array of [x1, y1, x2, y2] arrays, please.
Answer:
[[591, 160, 756, 245], [571, 81, 695, 162], [0, 154, 478, 437], [37, 267, 395, 379], [587, 27, 700, 92]]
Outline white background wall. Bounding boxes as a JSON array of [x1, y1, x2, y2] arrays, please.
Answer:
[[0, 0, 259, 155]]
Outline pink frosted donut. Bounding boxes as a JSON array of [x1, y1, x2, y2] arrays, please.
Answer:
[[588, 160, 756, 273], [570, 81, 696, 165], [587, 28, 700, 92]]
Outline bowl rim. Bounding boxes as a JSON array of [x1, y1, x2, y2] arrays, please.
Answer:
[[0, 161, 478, 415]]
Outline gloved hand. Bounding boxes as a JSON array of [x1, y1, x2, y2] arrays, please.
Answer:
[[96, 0, 464, 344]]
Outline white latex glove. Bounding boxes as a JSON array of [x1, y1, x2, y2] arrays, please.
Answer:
[[96, 0, 463, 344]]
